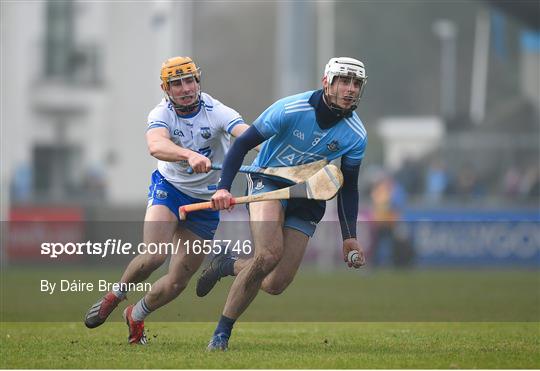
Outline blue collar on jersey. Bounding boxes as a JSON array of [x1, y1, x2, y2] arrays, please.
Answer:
[[308, 89, 352, 129], [176, 99, 202, 119]]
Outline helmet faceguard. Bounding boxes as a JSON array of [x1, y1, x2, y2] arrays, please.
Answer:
[[323, 57, 367, 116], [160, 56, 202, 113]]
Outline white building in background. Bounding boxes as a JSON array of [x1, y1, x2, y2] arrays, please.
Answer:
[[1, 1, 321, 218], [1, 1, 193, 213], [377, 117, 446, 171]]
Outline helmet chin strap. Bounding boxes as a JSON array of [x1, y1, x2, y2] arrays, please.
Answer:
[[167, 90, 201, 114], [323, 89, 356, 117], [170, 97, 200, 113]]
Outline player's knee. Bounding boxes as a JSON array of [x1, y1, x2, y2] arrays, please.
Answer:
[[257, 251, 281, 274], [262, 279, 290, 295], [245, 253, 280, 284]]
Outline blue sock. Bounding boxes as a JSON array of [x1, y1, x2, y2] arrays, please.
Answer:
[[219, 256, 237, 277], [213, 315, 236, 338]]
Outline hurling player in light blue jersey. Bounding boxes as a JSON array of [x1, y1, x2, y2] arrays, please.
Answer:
[[201, 57, 368, 350], [84, 57, 252, 344]]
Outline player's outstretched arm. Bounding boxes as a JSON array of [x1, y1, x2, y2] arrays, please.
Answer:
[[230, 123, 262, 152], [216, 126, 266, 191], [146, 127, 210, 173], [211, 125, 266, 210], [337, 160, 365, 268]]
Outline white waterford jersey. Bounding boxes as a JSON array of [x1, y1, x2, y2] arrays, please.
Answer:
[[253, 90, 367, 168], [147, 92, 244, 199]]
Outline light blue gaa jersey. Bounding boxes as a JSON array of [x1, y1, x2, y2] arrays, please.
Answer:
[[253, 91, 367, 168]]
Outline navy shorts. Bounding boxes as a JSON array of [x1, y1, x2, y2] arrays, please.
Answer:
[[147, 170, 219, 240], [246, 174, 326, 237]]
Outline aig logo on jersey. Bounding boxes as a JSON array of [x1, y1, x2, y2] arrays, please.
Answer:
[[327, 140, 340, 152], [200, 127, 212, 140]]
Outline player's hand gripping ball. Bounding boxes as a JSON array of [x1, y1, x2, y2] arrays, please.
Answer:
[[347, 250, 360, 265]]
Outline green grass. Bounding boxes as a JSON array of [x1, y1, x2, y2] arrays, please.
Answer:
[[2, 267, 539, 321], [1, 322, 539, 368], [1, 267, 539, 368]]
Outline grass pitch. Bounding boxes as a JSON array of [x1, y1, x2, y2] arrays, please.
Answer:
[[1, 267, 539, 368], [2, 267, 539, 322], [1, 322, 539, 369]]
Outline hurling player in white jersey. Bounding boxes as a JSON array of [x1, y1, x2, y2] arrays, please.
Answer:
[[84, 56, 252, 344], [202, 57, 369, 351]]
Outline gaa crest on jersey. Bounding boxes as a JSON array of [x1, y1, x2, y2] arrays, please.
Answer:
[[155, 190, 168, 200], [327, 140, 340, 152], [200, 127, 211, 139], [254, 180, 264, 191]]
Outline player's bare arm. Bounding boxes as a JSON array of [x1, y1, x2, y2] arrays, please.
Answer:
[[146, 127, 210, 173]]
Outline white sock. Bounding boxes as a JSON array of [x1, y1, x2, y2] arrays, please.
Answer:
[[112, 284, 127, 300], [131, 297, 152, 321]]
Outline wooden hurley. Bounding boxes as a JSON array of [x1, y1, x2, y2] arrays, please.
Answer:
[[179, 164, 343, 220]]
